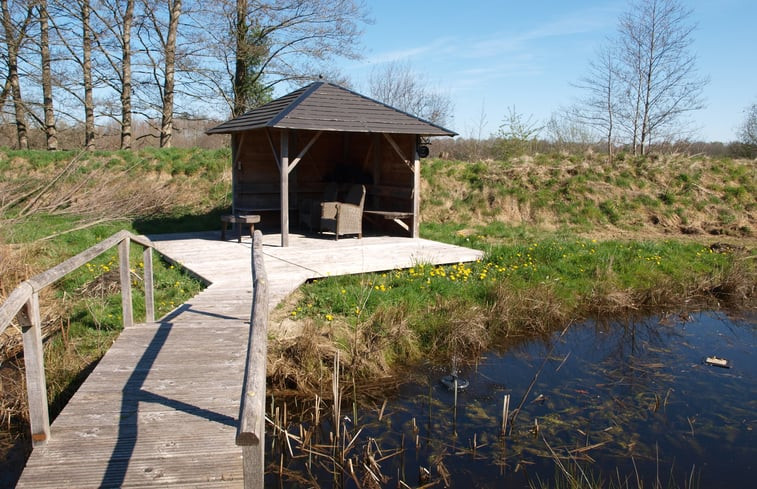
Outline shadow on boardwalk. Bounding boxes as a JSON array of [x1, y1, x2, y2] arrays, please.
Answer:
[[102, 322, 237, 488]]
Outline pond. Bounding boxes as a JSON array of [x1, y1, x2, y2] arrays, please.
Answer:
[[266, 310, 756, 488]]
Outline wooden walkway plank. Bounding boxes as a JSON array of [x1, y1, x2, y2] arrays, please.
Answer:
[[17, 232, 483, 488]]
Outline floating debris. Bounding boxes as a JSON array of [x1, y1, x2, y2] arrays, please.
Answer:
[[705, 356, 730, 368], [531, 393, 547, 404], [440, 371, 469, 390]]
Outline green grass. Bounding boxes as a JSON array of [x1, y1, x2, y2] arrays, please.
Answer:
[[284, 224, 747, 363]]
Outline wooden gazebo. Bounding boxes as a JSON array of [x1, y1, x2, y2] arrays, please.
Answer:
[[206, 82, 456, 246]]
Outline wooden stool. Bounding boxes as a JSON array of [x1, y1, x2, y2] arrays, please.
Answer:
[[221, 214, 261, 243]]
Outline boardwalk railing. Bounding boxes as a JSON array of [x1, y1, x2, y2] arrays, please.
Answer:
[[0, 230, 155, 447], [237, 230, 269, 488]]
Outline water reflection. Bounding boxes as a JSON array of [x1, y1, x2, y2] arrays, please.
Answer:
[[267, 311, 756, 488]]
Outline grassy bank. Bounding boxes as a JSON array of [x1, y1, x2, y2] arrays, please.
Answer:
[[420, 152, 754, 236], [271, 227, 755, 395], [270, 153, 756, 395]]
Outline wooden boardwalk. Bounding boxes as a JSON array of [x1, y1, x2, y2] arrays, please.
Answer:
[[16, 232, 482, 488]]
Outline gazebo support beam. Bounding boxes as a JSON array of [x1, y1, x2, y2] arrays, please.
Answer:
[[412, 142, 420, 238], [383, 134, 413, 172], [288, 131, 322, 174], [266, 128, 281, 171], [280, 130, 289, 247]]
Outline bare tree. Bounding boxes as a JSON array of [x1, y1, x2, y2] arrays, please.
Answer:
[[739, 102, 757, 146], [45, 0, 97, 147], [574, 43, 617, 160], [1, 0, 34, 149], [81, 0, 95, 148], [1, 0, 369, 149], [90, 0, 136, 149], [39, 0, 58, 150], [197, 0, 369, 117], [138, 0, 182, 147], [367, 60, 453, 127], [545, 108, 595, 152], [617, 0, 707, 154]]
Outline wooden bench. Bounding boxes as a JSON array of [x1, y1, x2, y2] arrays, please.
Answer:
[[221, 214, 261, 243]]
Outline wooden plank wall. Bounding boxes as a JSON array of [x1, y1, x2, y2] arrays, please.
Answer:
[[234, 130, 415, 222]]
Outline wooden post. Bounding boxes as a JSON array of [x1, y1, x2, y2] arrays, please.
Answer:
[[280, 130, 290, 247], [237, 231, 269, 488], [372, 134, 381, 209], [412, 138, 421, 238], [119, 237, 133, 328], [231, 133, 239, 214], [21, 292, 51, 446], [143, 246, 154, 323]]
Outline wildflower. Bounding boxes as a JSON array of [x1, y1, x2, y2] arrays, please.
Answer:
[[341, 288, 346, 294], [290, 311, 297, 317], [325, 314, 334, 321]]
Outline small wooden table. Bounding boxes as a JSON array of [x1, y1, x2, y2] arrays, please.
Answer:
[[363, 210, 413, 232], [221, 214, 261, 243]]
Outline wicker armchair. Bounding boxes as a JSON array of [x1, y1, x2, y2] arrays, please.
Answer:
[[299, 182, 338, 231], [320, 184, 365, 240]]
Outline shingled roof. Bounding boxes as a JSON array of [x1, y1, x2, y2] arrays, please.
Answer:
[[206, 82, 456, 136]]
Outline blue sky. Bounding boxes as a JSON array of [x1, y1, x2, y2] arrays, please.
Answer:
[[336, 0, 757, 142]]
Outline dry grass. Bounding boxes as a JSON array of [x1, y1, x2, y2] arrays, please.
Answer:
[[486, 282, 570, 338], [268, 311, 414, 399], [422, 155, 756, 238]]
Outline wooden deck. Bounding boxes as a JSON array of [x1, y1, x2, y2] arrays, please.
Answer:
[[16, 232, 483, 488]]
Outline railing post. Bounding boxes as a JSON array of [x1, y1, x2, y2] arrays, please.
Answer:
[[20, 292, 51, 446], [143, 246, 154, 323], [119, 237, 133, 328]]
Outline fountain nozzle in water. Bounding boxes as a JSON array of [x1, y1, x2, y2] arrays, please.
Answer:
[[440, 368, 469, 390]]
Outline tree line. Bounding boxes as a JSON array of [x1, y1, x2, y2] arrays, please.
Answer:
[[2, 0, 754, 156], [1, 0, 369, 150]]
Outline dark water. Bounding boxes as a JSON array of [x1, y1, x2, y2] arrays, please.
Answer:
[[267, 311, 756, 488]]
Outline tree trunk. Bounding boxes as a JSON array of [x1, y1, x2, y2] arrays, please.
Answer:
[[233, 0, 248, 117], [639, 9, 658, 156], [1, 0, 30, 149], [40, 0, 58, 150], [159, 0, 181, 148], [120, 0, 134, 150], [82, 0, 95, 149], [0, 75, 10, 109]]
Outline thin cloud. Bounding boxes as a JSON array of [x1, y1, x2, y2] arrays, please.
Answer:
[[365, 4, 617, 69], [365, 36, 456, 65]]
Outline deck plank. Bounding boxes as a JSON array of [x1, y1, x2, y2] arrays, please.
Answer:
[[17, 232, 482, 488]]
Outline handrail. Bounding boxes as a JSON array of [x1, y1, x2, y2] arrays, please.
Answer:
[[0, 281, 34, 337], [237, 230, 269, 488], [0, 230, 155, 446]]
